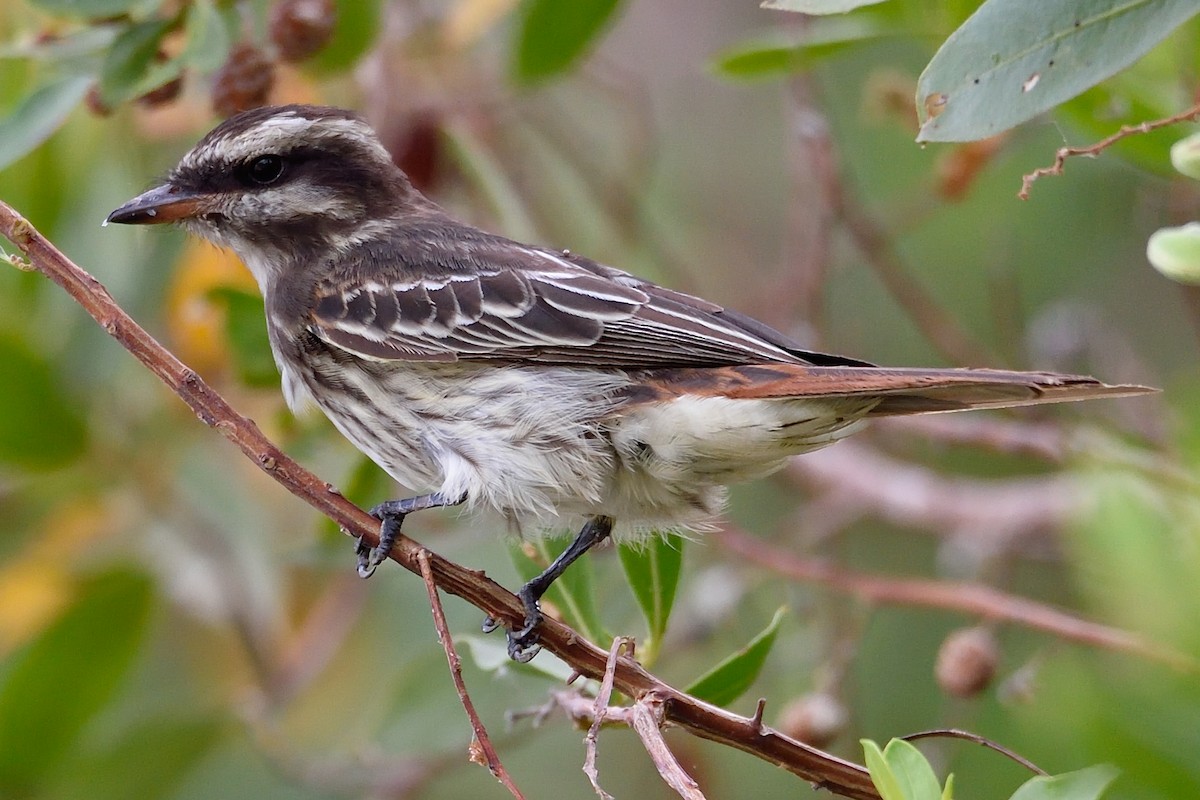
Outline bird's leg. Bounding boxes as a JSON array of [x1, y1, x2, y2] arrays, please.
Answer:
[[357, 491, 465, 578], [483, 515, 614, 662]]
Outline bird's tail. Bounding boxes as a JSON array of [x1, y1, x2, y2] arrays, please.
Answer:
[[628, 364, 1154, 416]]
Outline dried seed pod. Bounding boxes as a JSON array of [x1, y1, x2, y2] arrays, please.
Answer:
[[935, 626, 999, 699], [212, 43, 275, 118], [269, 0, 336, 63], [776, 692, 848, 748]]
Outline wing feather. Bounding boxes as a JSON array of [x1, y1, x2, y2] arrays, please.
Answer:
[[308, 231, 826, 367]]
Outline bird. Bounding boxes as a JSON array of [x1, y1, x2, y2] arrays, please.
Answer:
[[107, 104, 1151, 661]]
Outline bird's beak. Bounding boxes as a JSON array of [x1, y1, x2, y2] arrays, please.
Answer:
[[106, 182, 215, 225]]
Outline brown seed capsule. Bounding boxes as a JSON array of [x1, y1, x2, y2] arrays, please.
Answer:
[[935, 626, 999, 698], [269, 0, 336, 63], [776, 693, 848, 749], [212, 43, 275, 118], [84, 84, 112, 117]]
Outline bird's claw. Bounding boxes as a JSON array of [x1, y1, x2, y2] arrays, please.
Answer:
[[354, 535, 385, 579], [482, 597, 544, 662]]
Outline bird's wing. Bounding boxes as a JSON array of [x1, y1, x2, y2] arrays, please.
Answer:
[[308, 234, 858, 368]]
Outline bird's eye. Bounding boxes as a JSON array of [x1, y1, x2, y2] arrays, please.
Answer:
[[243, 155, 285, 185]]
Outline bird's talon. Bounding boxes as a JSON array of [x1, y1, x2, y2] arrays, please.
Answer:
[[481, 615, 500, 634]]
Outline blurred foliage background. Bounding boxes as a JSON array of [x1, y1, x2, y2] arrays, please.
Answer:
[[2, 1, 1200, 798]]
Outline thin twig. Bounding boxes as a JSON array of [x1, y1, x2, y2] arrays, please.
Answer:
[[0, 203, 882, 799], [1019, 102, 1200, 199], [901, 729, 1047, 776], [418, 550, 525, 799], [715, 527, 1195, 671], [584, 638, 627, 800], [629, 694, 707, 800]]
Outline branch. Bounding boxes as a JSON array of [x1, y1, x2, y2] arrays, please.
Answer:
[[0, 202, 881, 799], [1019, 102, 1200, 200], [715, 527, 1195, 671], [417, 550, 525, 799]]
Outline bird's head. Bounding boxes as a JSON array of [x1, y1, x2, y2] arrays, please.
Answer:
[[107, 105, 423, 285]]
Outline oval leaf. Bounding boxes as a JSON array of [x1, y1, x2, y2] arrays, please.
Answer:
[[1010, 765, 1120, 800], [862, 740, 905, 800], [307, 0, 382, 73], [618, 532, 683, 664], [513, 0, 624, 84], [916, 0, 1200, 142], [98, 18, 175, 109], [0, 333, 88, 469], [882, 739, 944, 800], [684, 606, 785, 707], [0, 75, 92, 171], [0, 570, 153, 794]]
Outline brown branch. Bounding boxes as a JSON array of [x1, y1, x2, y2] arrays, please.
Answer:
[[715, 527, 1195, 671], [900, 729, 1046, 776], [418, 550, 525, 799], [1019, 102, 1200, 200], [0, 202, 881, 798]]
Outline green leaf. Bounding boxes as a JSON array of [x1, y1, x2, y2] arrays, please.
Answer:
[[27, 0, 143, 17], [97, 18, 176, 109], [0, 333, 89, 469], [1010, 765, 1120, 800], [513, 0, 624, 84], [207, 287, 279, 387], [862, 740, 905, 800], [714, 17, 904, 80], [0, 74, 92, 171], [1148, 223, 1200, 285], [51, 716, 224, 800], [307, 0, 382, 73], [618, 533, 683, 666], [885, 739, 944, 800], [762, 0, 891, 12], [0, 570, 154, 795], [916, 0, 1200, 142], [509, 535, 606, 643], [684, 606, 785, 707], [179, 0, 234, 73], [862, 739, 947, 800]]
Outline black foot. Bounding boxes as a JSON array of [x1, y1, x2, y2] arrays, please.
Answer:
[[482, 586, 544, 663], [355, 492, 465, 578]]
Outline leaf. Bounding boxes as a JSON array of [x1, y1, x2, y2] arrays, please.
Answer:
[[1010, 765, 1120, 800], [916, 0, 1200, 142], [862, 739, 947, 800], [97, 18, 176, 109], [0, 333, 89, 469], [509, 535, 606, 643], [618, 532, 683, 666], [456, 634, 576, 682], [307, 0, 383, 73], [0, 570, 154, 795], [684, 606, 785, 707], [714, 18, 898, 80], [862, 740, 905, 800], [0, 74, 92, 171], [51, 716, 224, 800], [27, 0, 142, 17], [513, 0, 624, 84], [207, 287, 278, 387], [762, 0, 891, 12], [179, 0, 234, 73]]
